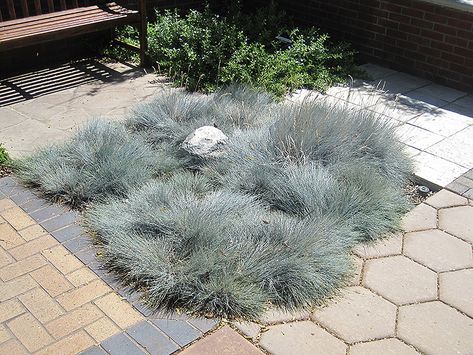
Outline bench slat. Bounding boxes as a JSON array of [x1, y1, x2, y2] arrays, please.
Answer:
[[2, 9, 130, 37]]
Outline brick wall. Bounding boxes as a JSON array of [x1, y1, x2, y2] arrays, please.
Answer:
[[249, 0, 473, 92]]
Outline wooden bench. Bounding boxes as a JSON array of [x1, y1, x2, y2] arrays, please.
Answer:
[[0, 0, 147, 65]]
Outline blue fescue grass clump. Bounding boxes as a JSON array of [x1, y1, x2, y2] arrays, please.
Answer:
[[15, 121, 158, 208], [15, 86, 413, 319]]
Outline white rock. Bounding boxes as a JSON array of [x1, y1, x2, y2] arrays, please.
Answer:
[[181, 126, 228, 158]]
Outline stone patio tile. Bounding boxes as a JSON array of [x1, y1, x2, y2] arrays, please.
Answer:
[[258, 308, 310, 325], [0, 198, 16, 212], [363, 255, 437, 305], [0, 298, 26, 323], [395, 123, 444, 150], [410, 109, 472, 137], [0, 274, 37, 302], [398, 301, 473, 355], [312, 286, 396, 343], [407, 84, 466, 103], [181, 326, 263, 355], [30, 204, 68, 223], [232, 321, 260, 341], [0, 254, 47, 281], [358, 63, 398, 80], [0, 119, 68, 158], [438, 205, 473, 243], [101, 332, 146, 355], [427, 126, 473, 168], [349, 338, 420, 355], [30, 264, 73, 297], [439, 269, 473, 318], [259, 321, 346, 355], [152, 319, 201, 347], [18, 224, 47, 241], [353, 234, 402, 259], [1, 206, 36, 230], [9, 234, 58, 260], [412, 152, 467, 187], [45, 303, 102, 339], [20, 197, 49, 214], [371, 96, 435, 122], [424, 189, 468, 209], [0, 223, 26, 250], [56, 279, 110, 311], [0, 247, 14, 268], [127, 321, 180, 355], [9, 190, 37, 206], [0, 323, 11, 343], [0, 108, 28, 129], [41, 245, 83, 274], [80, 346, 108, 355], [378, 72, 430, 94], [85, 317, 121, 343], [63, 234, 93, 253], [52, 224, 85, 243], [404, 229, 473, 271], [401, 203, 437, 232], [94, 292, 143, 329], [18, 287, 64, 323], [186, 317, 219, 333], [404, 90, 449, 107]]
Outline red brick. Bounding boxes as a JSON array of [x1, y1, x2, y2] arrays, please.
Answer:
[[445, 36, 468, 48], [388, 12, 410, 23], [441, 51, 466, 65], [411, 18, 434, 29], [401, 7, 424, 18], [430, 40, 453, 52], [447, 18, 473, 31], [387, 29, 408, 40], [380, 2, 403, 13], [457, 30, 473, 40], [399, 23, 421, 34], [421, 29, 444, 41], [396, 39, 418, 51], [424, 12, 447, 24], [434, 24, 457, 36], [418, 45, 441, 57]]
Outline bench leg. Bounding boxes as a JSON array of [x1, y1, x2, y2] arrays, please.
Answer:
[[139, 0, 148, 67]]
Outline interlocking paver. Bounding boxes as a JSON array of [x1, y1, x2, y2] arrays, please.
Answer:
[[30, 205, 67, 223], [18, 287, 64, 323], [0, 298, 26, 323], [404, 229, 473, 271], [186, 317, 218, 333], [45, 303, 103, 339], [1, 206, 36, 230], [0, 247, 14, 268], [85, 317, 121, 342], [353, 234, 402, 259], [363, 255, 437, 305], [41, 211, 80, 232], [127, 321, 180, 355], [94, 293, 143, 329], [42, 245, 83, 274], [425, 189, 468, 209], [349, 338, 420, 355], [63, 234, 93, 253], [181, 326, 263, 355], [7, 313, 54, 352], [0, 323, 11, 343], [0, 223, 25, 250], [232, 321, 260, 341], [101, 332, 146, 355], [18, 224, 47, 241], [0, 253, 47, 281], [0, 339, 28, 355], [438, 205, 473, 243], [260, 321, 346, 355], [36, 330, 95, 355], [66, 267, 99, 287], [312, 286, 396, 343], [398, 301, 473, 355], [152, 319, 201, 347], [52, 224, 85, 242], [439, 269, 473, 318], [0, 274, 37, 301], [0, 198, 16, 211], [30, 264, 73, 297], [80, 346, 108, 355], [56, 279, 110, 311], [401, 203, 437, 232], [350, 255, 363, 285], [259, 308, 310, 325], [9, 234, 58, 260]]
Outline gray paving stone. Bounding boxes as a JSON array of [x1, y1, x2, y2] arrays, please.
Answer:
[[412, 152, 467, 188], [101, 332, 146, 355], [152, 319, 202, 347], [379, 73, 430, 94], [9, 189, 37, 205], [358, 63, 398, 80], [187, 317, 218, 333], [75, 248, 99, 266], [409, 109, 472, 138], [79, 346, 108, 355], [19, 196, 49, 213], [0, 176, 18, 195], [41, 210, 80, 232], [30, 205, 68, 222], [127, 321, 180, 355], [447, 180, 470, 195], [53, 224, 86, 243], [407, 84, 466, 103], [396, 124, 443, 150], [62, 234, 92, 253], [426, 126, 473, 167]]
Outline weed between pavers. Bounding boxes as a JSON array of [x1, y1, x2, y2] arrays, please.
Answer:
[[15, 86, 412, 320]]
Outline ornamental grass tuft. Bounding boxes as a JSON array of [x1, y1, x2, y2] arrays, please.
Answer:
[[15, 86, 412, 319]]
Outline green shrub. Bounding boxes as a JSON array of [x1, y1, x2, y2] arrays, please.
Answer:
[[147, 8, 246, 92], [0, 144, 10, 166]]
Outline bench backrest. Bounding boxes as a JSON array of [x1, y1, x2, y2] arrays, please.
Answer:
[[0, 0, 136, 21]]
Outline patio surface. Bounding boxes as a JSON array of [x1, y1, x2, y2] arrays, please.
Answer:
[[1, 61, 473, 188], [0, 61, 473, 354]]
